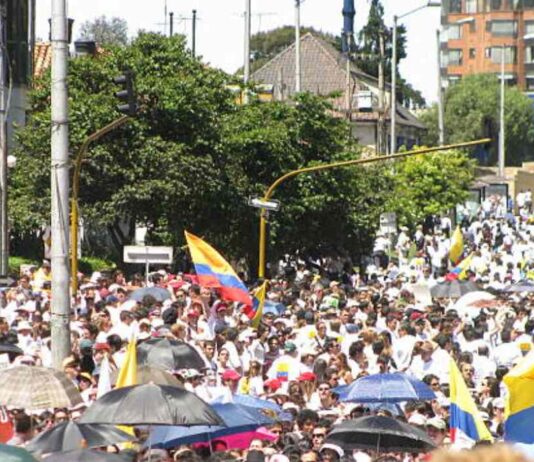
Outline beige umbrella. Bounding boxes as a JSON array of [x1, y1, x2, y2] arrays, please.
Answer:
[[0, 366, 82, 409]]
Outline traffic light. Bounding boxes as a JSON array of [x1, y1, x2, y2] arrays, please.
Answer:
[[113, 70, 137, 116]]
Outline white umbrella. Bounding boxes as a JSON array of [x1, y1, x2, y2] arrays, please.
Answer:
[[451, 291, 495, 320]]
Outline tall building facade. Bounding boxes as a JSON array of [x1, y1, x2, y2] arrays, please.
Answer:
[[441, 0, 534, 93]]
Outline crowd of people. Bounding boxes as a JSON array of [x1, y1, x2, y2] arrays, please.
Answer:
[[1, 205, 534, 462]]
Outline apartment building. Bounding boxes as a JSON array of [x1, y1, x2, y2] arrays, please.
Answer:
[[441, 0, 534, 93]]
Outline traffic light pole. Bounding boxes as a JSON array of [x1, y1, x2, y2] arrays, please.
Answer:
[[71, 115, 130, 294]]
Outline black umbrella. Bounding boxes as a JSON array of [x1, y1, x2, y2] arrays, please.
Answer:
[[80, 383, 224, 427], [26, 421, 135, 454], [129, 287, 171, 302], [326, 416, 436, 453], [42, 449, 132, 462], [430, 280, 479, 299], [137, 338, 206, 371], [504, 280, 534, 293], [0, 342, 23, 360]]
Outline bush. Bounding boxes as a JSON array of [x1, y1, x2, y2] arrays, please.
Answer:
[[78, 256, 116, 276], [8, 256, 39, 276]]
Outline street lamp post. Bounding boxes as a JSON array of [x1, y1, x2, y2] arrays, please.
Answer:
[[390, 1, 441, 155], [257, 138, 490, 278], [498, 44, 506, 178]]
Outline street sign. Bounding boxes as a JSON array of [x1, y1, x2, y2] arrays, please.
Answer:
[[248, 196, 281, 212], [123, 246, 173, 264], [379, 212, 397, 234]]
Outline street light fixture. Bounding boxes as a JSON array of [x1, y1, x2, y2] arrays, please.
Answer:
[[390, 1, 441, 155]]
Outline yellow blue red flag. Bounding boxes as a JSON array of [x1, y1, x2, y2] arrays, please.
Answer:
[[250, 282, 267, 328], [449, 358, 493, 447], [503, 351, 534, 443], [185, 231, 252, 307]]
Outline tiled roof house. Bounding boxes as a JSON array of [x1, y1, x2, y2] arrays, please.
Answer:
[[251, 33, 425, 152]]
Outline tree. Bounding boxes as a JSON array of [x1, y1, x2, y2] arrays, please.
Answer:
[[420, 74, 534, 166], [357, 0, 425, 108], [11, 33, 393, 269], [79, 16, 129, 46], [387, 149, 476, 227]]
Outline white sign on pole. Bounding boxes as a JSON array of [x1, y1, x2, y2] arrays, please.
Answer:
[[123, 246, 174, 264], [380, 212, 397, 234]]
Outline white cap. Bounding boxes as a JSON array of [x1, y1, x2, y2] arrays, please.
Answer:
[[408, 413, 427, 426]]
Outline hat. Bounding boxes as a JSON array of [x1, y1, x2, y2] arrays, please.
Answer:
[[93, 343, 111, 352], [410, 312, 424, 321], [187, 309, 199, 318], [426, 417, 446, 431], [78, 372, 93, 383], [42, 260, 51, 268], [16, 321, 32, 332], [408, 413, 427, 426], [493, 397, 505, 409], [264, 378, 281, 391], [320, 444, 344, 458], [284, 341, 297, 353], [221, 369, 241, 381], [79, 339, 94, 350], [329, 281, 339, 288], [297, 372, 316, 382]]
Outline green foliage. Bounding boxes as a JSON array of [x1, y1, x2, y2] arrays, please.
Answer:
[[78, 257, 116, 274], [8, 256, 39, 275], [12, 33, 395, 269], [421, 74, 534, 166], [79, 16, 129, 46], [387, 149, 475, 227]]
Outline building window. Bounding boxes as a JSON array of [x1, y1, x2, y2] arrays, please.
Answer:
[[526, 45, 534, 63], [465, 0, 477, 12], [526, 21, 534, 36], [469, 48, 476, 58], [6, 0, 29, 85], [448, 49, 464, 66], [487, 20, 517, 36], [488, 46, 517, 64], [526, 76, 534, 90], [448, 24, 462, 40], [448, 75, 462, 85], [497, 74, 517, 86], [525, 0, 534, 8], [449, 0, 462, 13], [489, 0, 502, 9]]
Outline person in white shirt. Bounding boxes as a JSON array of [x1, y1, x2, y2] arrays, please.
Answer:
[[409, 342, 443, 381], [493, 328, 522, 368]]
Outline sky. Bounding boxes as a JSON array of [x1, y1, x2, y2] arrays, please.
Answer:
[[37, 0, 442, 103]]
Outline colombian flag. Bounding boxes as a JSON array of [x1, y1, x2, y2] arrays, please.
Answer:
[[185, 231, 252, 307], [504, 351, 534, 443], [449, 358, 493, 448], [446, 253, 473, 281], [250, 282, 267, 328]]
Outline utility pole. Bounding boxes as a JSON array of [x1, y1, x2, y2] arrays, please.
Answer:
[[390, 15, 397, 155], [378, 33, 386, 154], [0, 1, 7, 278], [192, 10, 197, 57], [244, 0, 251, 85], [436, 29, 444, 146], [169, 12, 174, 37], [498, 45, 506, 178], [295, 0, 301, 93], [51, 0, 71, 368]]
